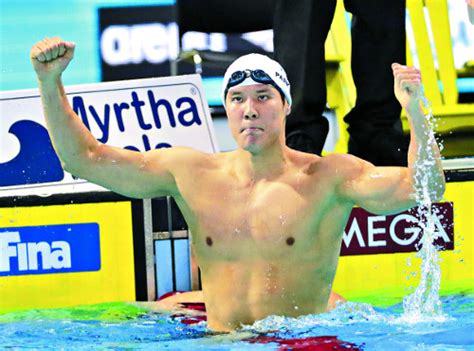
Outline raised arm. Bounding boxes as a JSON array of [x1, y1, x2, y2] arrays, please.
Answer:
[[338, 63, 445, 214], [30, 37, 200, 198]]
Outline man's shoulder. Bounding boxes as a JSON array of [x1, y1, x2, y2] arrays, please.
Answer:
[[148, 146, 217, 171], [321, 152, 361, 165], [287, 148, 320, 165], [290, 150, 364, 167], [181, 148, 237, 171], [316, 153, 371, 177]]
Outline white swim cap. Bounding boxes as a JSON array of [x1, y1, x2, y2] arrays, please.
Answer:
[[221, 53, 292, 107]]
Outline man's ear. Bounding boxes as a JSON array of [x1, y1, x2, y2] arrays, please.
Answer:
[[285, 104, 291, 116]]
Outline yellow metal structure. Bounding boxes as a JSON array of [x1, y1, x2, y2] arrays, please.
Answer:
[[324, 0, 474, 154], [404, 0, 474, 134], [324, 0, 355, 154]]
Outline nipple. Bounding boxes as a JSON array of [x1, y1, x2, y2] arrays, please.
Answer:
[[206, 237, 213, 246]]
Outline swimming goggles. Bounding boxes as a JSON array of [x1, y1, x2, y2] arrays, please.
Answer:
[[224, 69, 284, 101]]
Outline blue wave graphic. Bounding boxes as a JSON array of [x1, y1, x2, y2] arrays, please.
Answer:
[[0, 120, 64, 186]]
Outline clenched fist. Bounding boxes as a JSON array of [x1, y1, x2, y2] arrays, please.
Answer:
[[391, 63, 423, 111], [30, 37, 76, 82]]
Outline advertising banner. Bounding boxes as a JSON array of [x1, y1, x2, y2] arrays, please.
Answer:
[[333, 179, 472, 305], [98, 5, 273, 81], [0, 74, 218, 196], [341, 202, 454, 256], [0, 223, 100, 276], [0, 201, 136, 312]]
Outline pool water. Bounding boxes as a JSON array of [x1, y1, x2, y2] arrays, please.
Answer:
[[0, 294, 472, 350]]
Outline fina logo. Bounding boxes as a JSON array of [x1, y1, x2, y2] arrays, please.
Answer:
[[0, 223, 101, 276], [0, 232, 71, 272]]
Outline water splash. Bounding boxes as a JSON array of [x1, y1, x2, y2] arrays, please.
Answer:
[[401, 94, 447, 322], [242, 302, 385, 333]]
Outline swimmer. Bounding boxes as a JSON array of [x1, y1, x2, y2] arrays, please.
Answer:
[[31, 38, 445, 332]]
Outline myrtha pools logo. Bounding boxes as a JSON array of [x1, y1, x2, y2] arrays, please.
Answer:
[[0, 223, 101, 276], [0, 80, 211, 190]]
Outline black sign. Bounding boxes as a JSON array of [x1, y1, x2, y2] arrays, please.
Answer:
[[99, 6, 177, 81], [98, 5, 273, 82]]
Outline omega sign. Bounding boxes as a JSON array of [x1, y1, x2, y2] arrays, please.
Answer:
[[340, 202, 454, 256]]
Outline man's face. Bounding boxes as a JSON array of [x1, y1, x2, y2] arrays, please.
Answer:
[[225, 84, 289, 154]]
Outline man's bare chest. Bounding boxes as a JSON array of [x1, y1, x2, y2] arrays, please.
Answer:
[[179, 176, 326, 260]]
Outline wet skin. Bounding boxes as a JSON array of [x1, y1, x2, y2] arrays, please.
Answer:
[[31, 38, 445, 332], [176, 148, 355, 331]]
